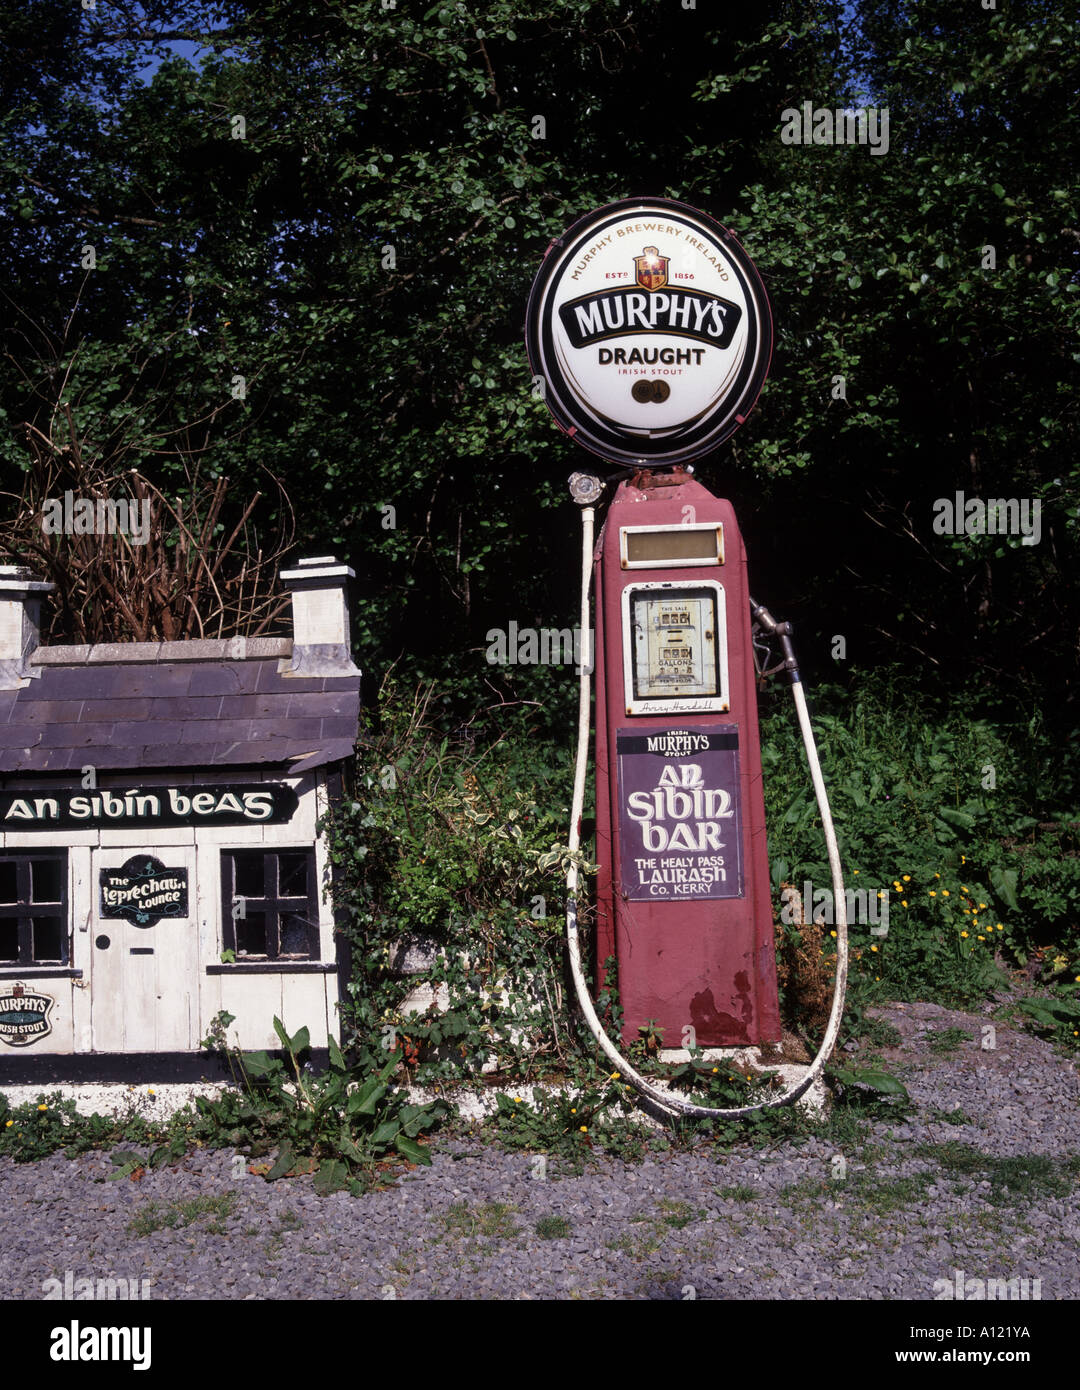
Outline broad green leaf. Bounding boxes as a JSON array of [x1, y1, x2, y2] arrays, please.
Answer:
[[266, 1142, 296, 1182], [394, 1134, 432, 1165]]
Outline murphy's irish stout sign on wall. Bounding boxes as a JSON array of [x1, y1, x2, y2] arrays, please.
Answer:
[[525, 198, 773, 467]]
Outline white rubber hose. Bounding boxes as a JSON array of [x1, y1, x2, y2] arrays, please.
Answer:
[[565, 503, 848, 1117]]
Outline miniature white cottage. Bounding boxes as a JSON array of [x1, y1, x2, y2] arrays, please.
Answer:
[[0, 559, 361, 1082]]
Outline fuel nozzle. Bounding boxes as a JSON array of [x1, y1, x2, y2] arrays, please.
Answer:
[[750, 597, 801, 684]]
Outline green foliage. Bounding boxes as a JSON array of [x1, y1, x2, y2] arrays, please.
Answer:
[[762, 673, 1080, 1005], [534, 1214, 572, 1240], [915, 1142, 1080, 1208], [2, 2, 1076, 709], [436, 1201, 521, 1242], [190, 1016, 448, 1195], [927, 1027, 974, 1056], [1013, 990, 1080, 1055], [826, 1063, 910, 1103], [325, 678, 594, 1081], [490, 1084, 650, 1170], [0, 1091, 171, 1163], [127, 1193, 238, 1238]]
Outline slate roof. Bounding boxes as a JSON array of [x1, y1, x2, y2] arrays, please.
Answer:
[[0, 639, 362, 775]]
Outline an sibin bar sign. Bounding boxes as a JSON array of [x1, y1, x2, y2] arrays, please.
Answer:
[[616, 726, 744, 902]]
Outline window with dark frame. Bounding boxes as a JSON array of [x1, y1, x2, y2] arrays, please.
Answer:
[[221, 849, 319, 961], [0, 851, 69, 965]]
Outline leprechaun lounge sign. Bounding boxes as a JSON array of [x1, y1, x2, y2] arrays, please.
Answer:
[[99, 856, 189, 928]]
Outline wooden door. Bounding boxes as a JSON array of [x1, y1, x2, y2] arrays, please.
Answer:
[[90, 846, 199, 1053]]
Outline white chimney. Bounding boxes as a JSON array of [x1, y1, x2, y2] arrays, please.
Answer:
[[279, 556, 360, 676], [0, 564, 54, 688]]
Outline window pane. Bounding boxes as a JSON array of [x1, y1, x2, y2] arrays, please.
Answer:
[[0, 919, 18, 961], [236, 912, 267, 957], [278, 853, 309, 899], [31, 859, 63, 903], [279, 913, 311, 957], [0, 861, 17, 903], [233, 854, 264, 899], [32, 917, 63, 962]]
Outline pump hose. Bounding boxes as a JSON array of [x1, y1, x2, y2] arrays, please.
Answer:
[[564, 503, 849, 1118]]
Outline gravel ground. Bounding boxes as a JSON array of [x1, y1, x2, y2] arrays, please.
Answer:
[[3, 1000, 1078, 1301]]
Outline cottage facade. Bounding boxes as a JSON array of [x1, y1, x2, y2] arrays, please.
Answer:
[[0, 558, 361, 1082]]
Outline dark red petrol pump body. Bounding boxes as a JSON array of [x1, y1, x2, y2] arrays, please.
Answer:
[[593, 472, 781, 1048]]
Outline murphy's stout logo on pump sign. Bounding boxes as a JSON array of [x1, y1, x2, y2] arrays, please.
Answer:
[[526, 198, 772, 467]]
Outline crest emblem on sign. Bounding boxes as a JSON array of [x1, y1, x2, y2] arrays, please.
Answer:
[[634, 246, 669, 291], [0, 981, 55, 1047]]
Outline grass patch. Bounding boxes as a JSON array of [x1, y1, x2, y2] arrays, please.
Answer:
[[852, 1016, 903, 1050], [438, 1201, 521, 1240], [264, 1208, 304, 1258], [656, 1198, 704, 1229], [127, 1192, 238, 1237], [534, 1215, 572, 1240], [928, 1107, 974, 1125], [856, 1171, 935, 1215], [779, 1167, 934, 1216], [928, 1027, 974, 1055], [714, 1183, 758, 1202], [607, 1227, 665, 1259], [917, 1142, 1080, 1206]]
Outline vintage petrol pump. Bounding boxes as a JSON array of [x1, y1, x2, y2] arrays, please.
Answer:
[[525, 199, 847, 1114], [591, 475, 780, 1048]]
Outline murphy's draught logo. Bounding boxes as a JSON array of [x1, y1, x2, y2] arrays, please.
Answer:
[[557, 268, 742, 352], [526, 198, 772, 468]]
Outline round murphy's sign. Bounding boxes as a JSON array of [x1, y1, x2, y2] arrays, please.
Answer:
[[525, 198, 772, 468]]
